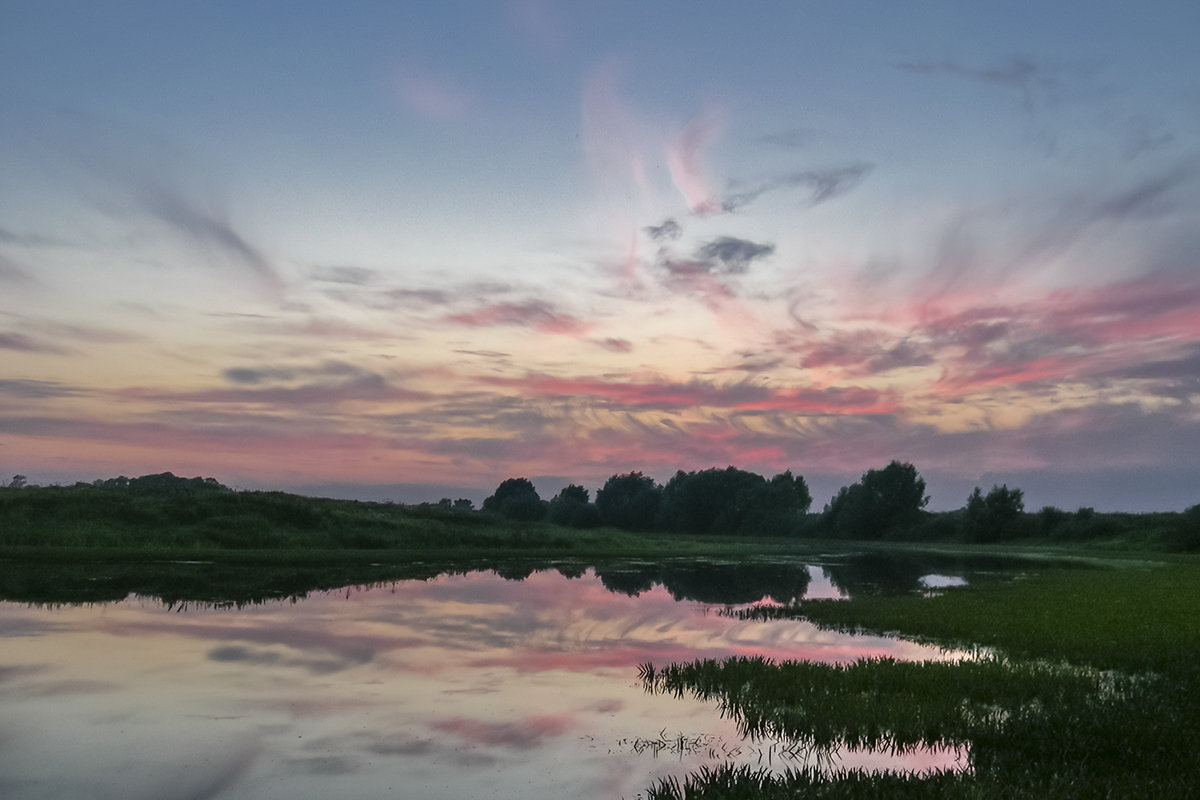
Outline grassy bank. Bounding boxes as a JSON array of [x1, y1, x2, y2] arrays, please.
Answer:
[[640, 557, 1200, 798]]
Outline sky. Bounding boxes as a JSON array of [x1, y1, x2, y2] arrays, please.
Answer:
[[2, 2, 1199, 511]]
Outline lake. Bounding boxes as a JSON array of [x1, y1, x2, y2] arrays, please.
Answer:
[[0, 559, 976, 799]]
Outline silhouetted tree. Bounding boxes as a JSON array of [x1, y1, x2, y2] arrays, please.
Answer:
[[596, 471, 661, 531], [548, 484, 601, 528], [655, 466, 812, 536], [965, 484, 1025, 541], [6, 475, 26, 490], [1171, 504, 1200, 551], [482, 477, 544, 521], [741, 470, 813, 536], [824, 461, 929, 539], [452, 498, 474, 512], [658, 467, 766, 535]]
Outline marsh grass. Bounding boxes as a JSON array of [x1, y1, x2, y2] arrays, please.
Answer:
[[641, 560, 1200, 798]]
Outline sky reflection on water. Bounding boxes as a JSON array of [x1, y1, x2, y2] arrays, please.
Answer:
[[0, 567, 963, 799]]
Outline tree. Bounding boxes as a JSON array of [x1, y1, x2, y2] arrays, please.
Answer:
[[658, 467, 763, 535], [650, 466, 815, 536], [548, 484, 601, 528], [482, 477, 544, 521], [596, 471, 662, 531], [741, 470, 813, 536], [6, 475, 27, 490], [824, 461, 929, 539], [965, 484, 1025, 542]]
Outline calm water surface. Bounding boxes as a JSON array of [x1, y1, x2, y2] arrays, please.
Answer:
[[0, 565, 965, 799]]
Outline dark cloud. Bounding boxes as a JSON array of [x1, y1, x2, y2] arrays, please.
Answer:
[[758, 128, 813, 149], [432, 714, 572, 751], [1109, 347, 1200, 382], [208, 644, 368, 675], [223, 368, 276, 385], [0, 332, 67, 354], [594, 337, 633, 353], [694, 236, 775, 274], [895, 57, 1062, 110], [0, 226, 74, 248], [308, 265, 379, 285], [722, 163, 871, 211], [445, 299, 589, 335], [643, 218, 682, 242], [114, 362, 428, 407], [1121, 115, 1176, 160], [0, 379, 82, 399], [1091, 345, 1200, 398], [384, 287, 454, 306], [796, 330, 933, 375], [221, 360, 373, 386], [482, 373, 889, 415]]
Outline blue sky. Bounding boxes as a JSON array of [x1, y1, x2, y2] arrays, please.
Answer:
[[2, 1, 1199, 510]]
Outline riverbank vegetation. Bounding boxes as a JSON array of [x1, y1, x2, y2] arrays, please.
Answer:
[[641, 559, 1200, 798], [3, 465, 1195, 554]]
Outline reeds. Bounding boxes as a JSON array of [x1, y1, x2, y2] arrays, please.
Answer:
[[638, 559, 1200, 798]]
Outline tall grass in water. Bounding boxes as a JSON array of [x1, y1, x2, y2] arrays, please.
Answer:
[[639, 561, 1200, 798]]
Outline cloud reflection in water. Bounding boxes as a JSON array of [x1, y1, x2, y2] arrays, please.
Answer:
[[0, 567, 965, 799]]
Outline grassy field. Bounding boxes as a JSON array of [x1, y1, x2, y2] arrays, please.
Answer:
[[640, 556, 1200, 798]]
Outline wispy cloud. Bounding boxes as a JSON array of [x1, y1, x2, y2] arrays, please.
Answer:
[[133, 180, 285, 295], [758, 128, 813, 150], [308, 265, 380, 285], [0, 253, 35, 286], [0, 226, 76, 249], [481, 373, 893, 415], [445, 300, 591, 335], [124, 362, 430, 408], [0, 331, 68, 355], [0, 378, 83, 398], [667, 109, 723, 214], [722, 163, 872, 212], [896, 57, 1064, 110], [594, 337, 632, 353]]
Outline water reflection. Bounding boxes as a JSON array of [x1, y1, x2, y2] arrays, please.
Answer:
[[0, 567, 964, 799], [0, 554, 1001, 608]]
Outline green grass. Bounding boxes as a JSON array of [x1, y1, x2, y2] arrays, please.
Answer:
[[640, 557, 1200, 799], [797, 562, 1200, 674]]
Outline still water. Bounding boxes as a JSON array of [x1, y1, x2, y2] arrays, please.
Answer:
[[0, 563, 966, 799]]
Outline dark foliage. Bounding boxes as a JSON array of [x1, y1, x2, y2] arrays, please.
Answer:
[[596, 471, 662, 531], [482, 477, 545, 521], [964, 484, 1025, 542], [657, 467, 767, 535], [823, 461, 929, 538], [547, 484, 601, 528]]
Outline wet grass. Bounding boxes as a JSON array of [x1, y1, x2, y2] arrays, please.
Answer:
[[640, 558, 1200, 798]]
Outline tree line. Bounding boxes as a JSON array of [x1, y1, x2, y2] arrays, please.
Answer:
[[481, 462, 1199, 548]]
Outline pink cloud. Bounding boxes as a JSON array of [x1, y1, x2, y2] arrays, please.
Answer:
[[481, 374, 893, 415], [666, 109, 723, 214]]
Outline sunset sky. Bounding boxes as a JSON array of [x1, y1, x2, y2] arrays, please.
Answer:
[[2, 2, 1199, 510]]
